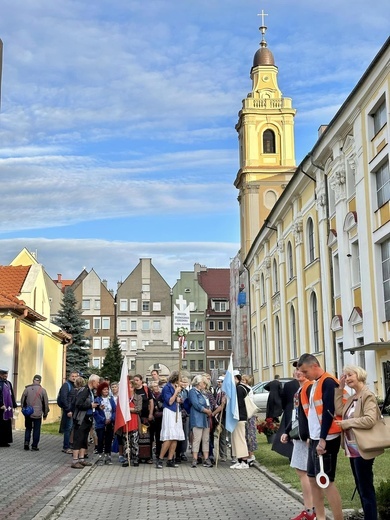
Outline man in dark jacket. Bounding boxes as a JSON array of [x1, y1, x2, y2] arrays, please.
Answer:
[[58, 371, 78, 453], [20, 374, 49, 451], [264, 375, 283, 421]]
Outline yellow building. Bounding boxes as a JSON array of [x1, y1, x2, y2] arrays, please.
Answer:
[[0, 248, 68, 427], [237, 18, 390, 397]]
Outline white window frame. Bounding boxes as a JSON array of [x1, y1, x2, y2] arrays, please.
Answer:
[[130, 299, 138, 312], [142, 320, 150, 331], [84, 319, 90, 329], [93, 338, 101, 350], [93, 318, 101, 330], [102, 317, 110, 330], [119, 299, 128, 311], [198, 340, 204, 351], [82, 299, 90, 310], [153, 301, 161, 311], [120, 319, 127, 332], [209, 340, 215, 351], [94, 299, 101, 310], [130, 320, 137, 331], [152, 320, 161, 331], [92, 357, 100, 368], [102, 337, 110, 349]]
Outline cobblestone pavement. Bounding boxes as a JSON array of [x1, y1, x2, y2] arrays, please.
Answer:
[[52, 461, 304, 520], [1, 430, 310, 520]]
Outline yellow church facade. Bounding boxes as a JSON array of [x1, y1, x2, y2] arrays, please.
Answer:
[[237, 22, 390, 397]]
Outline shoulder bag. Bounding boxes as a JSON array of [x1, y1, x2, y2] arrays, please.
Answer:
[[244, 388, 259, 419], [353, 415, 390, 452]]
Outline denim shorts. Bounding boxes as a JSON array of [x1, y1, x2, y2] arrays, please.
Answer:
[[307, 437, 341, 482]]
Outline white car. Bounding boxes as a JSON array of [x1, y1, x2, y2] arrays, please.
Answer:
[[251, 378, 294, 413]]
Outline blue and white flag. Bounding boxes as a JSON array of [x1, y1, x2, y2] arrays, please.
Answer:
[[222, 354, 239, 433]]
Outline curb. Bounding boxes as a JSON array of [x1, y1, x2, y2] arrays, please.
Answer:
[[31, 464, 95, 520], [253, 461, 334, 520]]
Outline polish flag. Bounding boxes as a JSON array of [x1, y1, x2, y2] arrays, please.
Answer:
[[114, 356, 131, 432]]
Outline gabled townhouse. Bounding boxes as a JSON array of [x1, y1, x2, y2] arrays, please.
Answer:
[[116, 258, 173, 378], [198, 267, 232, 376], [171, 263, 208, 375], [71, 269, 115, 370]]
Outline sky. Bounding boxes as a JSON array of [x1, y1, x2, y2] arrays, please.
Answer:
[[0, 0, 389, 290]]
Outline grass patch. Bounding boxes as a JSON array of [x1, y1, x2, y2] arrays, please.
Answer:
[[254, 434, 390, 510], [41, 421, 61, 435]]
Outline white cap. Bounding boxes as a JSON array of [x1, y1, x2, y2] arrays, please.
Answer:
[[232, 370, 240, 376], [217, 376, 225, 381]]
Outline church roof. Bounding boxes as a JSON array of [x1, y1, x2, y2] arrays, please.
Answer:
[[253, 46, 275, 67]]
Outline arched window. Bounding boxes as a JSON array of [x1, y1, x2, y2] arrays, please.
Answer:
[[307, 218, 315, 263], [287, 241, 294, 280], [263, 129, 276, 153], [290, 306, 297, 359], [262, 325, 268, 367], [273, 258, 279, 293], [275, 316, 281, 364], [310, 292, 319, 353], [253, 331, 258, 370], [260, 273, 266, 305]]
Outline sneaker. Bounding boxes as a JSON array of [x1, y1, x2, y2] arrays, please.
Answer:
[[96, 457, 104, 466], [231, 458, 238, 464], [133, 461, 139, 467], [180, 454, 188, 461], [203, 459, 213, 468], [24, 444, 30, 451], [122, 461, 129, 468], [105, 456, 113, 465], [230, 461, 241, 469], [191, 460, 197, 468], [156, 459, 163, 469], [31, 446, 39, 451], [236, 461, 249, 470], [247, 455, 256, 467], [166, 459, 179, 468], [118, 455, 126, 464], [220, 458, 227, 462], [290, 511, 316, 520]]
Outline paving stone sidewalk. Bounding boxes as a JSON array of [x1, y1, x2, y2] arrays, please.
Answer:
[[0, 430, 320, 520]]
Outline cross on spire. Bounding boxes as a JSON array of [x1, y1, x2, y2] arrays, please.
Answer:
[[257, 8, 268, 28]]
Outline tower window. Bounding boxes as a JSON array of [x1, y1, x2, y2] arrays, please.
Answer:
[[263, 129, 276, 153]]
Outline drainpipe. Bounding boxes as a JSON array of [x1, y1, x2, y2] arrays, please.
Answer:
[[243, 262, 252, 373], [13, 309, 28, 399]]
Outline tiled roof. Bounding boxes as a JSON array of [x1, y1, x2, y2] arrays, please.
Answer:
[[197, 268, 230, 298], [0, 265, 30, 297], [0, 292, 25, 308]]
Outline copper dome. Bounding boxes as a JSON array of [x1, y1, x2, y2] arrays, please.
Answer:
[[253, 47, 275, 67]]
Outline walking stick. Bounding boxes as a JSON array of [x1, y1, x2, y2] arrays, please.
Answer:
[[125, 422, 131, 468]]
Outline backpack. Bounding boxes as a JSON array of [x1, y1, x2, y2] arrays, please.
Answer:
[[57, 381, 71, 408]]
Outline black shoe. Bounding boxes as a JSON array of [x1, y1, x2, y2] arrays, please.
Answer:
[[180, 454, 188, 461], [31, 446, 39, 451], [175, 457, 181, 464], [24, 444, 30, 451], [166, 459, 179, 468], [133, 462, 139, 467], [122, 461, 129, 467], [156, 459, 163, 469]]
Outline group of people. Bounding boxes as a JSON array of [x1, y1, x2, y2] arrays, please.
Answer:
[[1, 357, 387, 520], [278, 354, 385, 520]]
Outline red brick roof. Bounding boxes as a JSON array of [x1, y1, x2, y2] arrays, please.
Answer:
[[197, 268, 230, 298], [0, 265, 45, 320], [0, 265, 30, 299]]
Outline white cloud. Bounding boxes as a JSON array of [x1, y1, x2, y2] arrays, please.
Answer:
[[0, 238, 239, 289]]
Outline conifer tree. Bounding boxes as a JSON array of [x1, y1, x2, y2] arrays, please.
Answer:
[[54, 288, 90, 374], [100, 337, 123, 382]]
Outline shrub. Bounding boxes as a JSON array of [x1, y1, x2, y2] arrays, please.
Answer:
[[377, 479, 390, 520]]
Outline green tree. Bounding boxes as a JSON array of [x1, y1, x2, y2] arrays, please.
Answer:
[[100, 337, 123, 382], [53, 288, 90, 374]]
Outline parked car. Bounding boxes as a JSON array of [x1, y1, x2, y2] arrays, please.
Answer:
[[251, 378, 294, 413]]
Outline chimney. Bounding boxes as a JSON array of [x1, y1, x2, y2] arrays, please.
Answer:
[[102, 279, 108, 288]]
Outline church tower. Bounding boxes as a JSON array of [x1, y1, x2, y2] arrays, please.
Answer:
[[234, 12, 296, 260]]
